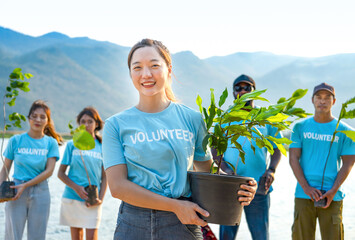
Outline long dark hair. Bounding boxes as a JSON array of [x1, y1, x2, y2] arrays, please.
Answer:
[[28, 100, 63, 145], [127, 38, 176, 102], [76, 107, 104, 143]]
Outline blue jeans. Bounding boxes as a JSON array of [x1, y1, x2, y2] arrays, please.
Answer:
[[220, 193, 270, 240], [114, 201, 203, 240], [5, 179, 50, 240]]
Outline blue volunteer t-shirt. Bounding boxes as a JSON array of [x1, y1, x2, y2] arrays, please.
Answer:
[[3, 132, 60, 181], [290, 117, 355, 201], [102, 102, 212, 198], [61, 139, 103, 201], [223, 122, 282, 192]]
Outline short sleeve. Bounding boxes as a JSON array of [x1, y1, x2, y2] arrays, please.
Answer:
[[3, 136, 16, 160], [47, 138, 60, 161], [340, 126, 355, 156], [61, 142, 73, 165], [290, 123, 302, 148], [193, 117, 212, 162], [102, 119, 126, 169]]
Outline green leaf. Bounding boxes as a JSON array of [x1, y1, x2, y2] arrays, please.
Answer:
[[266, 136, 293, 145], [19, 114, 26, 121], [18, 82, 30, 92], [223, 160, 236, 173], [343, 96, 355, 106], [68, 122, 74, 130], [196, 95, 203, 113], [7, 98, 16, 106], [266, 113, 289, 122], [277, 97, 286, 104], [218, 88, 228, 107], [24, 73, 33, 79], [238, 89, 267, 102], [290, 89, 308, 100], [9, 72, 19, 80], [217, 138, 228, 156], [6, 87, 11, 92], [202, 134, 211, 153], [72, 126, 96, 150], [341, 109, 355, 119], [214, 124, 223, 137], [5, 124, 11, 130], [337, 130, 355, 142]]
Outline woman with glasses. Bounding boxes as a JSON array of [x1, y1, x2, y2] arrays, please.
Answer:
[[102, 39, 257, 240], [58, 107, 107, 240], [0, 100, 62, 240]]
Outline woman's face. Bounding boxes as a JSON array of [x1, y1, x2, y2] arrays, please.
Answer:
[[79, 114, 97, 136], [28, 108, 48, 133], [130, 46, 171, 99]]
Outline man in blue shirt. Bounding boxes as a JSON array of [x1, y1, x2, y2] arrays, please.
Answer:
[[219, 74, 282, 240], [289, 83, 355, 240]]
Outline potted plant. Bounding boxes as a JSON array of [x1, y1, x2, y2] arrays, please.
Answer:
[[314, 96, 355, 207], [68, 123, 99, 205], [188, 88, 310, 225], [0, 68, 32, 203]]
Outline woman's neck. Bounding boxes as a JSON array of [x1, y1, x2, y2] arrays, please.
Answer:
[[28, 129, 45, 139], [136, 95, 171, 113]]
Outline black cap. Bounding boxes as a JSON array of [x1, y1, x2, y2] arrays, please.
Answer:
[[313, 82, 335, 97], [233, 74, 256, 89]]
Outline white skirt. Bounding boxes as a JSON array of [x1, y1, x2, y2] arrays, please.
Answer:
[[59, 198, 102, 229]]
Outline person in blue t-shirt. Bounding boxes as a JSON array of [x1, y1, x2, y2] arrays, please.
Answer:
[[219, 75, 282, 240], [58, 107, 107, 240], [0, 100, 62, 240], [102, 39, 257, 240], [289, 83, 355, 240]]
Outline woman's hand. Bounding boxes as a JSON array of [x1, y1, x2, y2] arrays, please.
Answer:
[[238, 179, 257, 206], [11, 183, 27, 201], [74, 185, 88, 201], [173, 200, 209, 227], [85, 198, 102, 207]]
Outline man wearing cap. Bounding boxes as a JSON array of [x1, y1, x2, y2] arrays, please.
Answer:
[[289, 83, 355, 240], [219, 74, 282, 240]]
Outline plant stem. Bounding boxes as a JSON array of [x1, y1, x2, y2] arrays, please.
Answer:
[[320, 117, 341, 191], [79, 150, 91, 186], [1, 89, 10, 182]]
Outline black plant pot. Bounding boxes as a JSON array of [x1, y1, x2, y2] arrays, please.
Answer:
[[0, 181, 16, 203], [85, 185, 98, 206], [188, 171, 254, 226], [314, 190, 327, 207]]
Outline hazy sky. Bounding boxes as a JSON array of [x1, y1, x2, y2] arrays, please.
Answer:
[[1, 0, 354, 58]]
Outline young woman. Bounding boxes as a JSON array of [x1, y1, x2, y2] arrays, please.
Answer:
[[58, 107, 107, 240], [0, 100, 62, 240], [102, 39, 257, 240]]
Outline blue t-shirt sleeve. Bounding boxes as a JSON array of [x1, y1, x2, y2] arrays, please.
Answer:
[[47, 137, 60, 161], [290, 123, 302, 148], [340, 131, 355, 156], [193, 117, 212, 162], [102, 119, 126, 169], [3, 136, 16, 160], [61, 142, 73, 165]]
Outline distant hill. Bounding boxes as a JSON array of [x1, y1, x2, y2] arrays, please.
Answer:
[[1, 26, 354, 131]]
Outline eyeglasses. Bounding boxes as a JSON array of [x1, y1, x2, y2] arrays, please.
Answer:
[[234, 85, 253, 92]]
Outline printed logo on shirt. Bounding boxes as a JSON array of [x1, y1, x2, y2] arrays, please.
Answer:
[[303, 132, 339, 143], [17, 148, 48, 155], [130, 129, 194, 144], [73, 149, 103, 160]]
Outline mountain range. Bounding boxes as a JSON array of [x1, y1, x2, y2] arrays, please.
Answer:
[[1, 26, 354, 132]]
